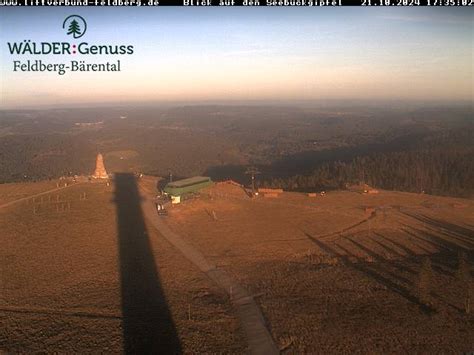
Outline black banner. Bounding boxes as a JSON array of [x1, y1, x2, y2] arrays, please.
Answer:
[[1, 0, 473, 6]]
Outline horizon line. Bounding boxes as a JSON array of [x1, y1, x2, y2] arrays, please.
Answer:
[[2, 98, 473, 111]]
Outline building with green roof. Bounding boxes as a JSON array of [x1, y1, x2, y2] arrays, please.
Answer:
[[163, 176, 213, 198]]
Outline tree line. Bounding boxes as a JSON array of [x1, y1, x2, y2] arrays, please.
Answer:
[[263, 129, 474, 198]]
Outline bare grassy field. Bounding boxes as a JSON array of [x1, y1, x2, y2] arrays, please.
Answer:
[[0, 180, 245, 353], [0, 180, 64, 205], [167, 183, 474, 353]]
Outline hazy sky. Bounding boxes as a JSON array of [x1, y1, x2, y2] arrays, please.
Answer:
[[0, 7, 472, 108]]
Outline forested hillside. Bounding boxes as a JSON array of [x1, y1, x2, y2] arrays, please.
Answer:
[[263, 129, 474, 197], [0, 134, 96, 182], [0, 105, 472, 197]]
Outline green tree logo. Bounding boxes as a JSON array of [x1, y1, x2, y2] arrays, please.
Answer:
[[67, 20, 81, 37], [62, 15, 87, 39]]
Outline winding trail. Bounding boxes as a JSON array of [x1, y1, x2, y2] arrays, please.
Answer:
[[139, 185, 279, 355], [317, 213, 377, 241]]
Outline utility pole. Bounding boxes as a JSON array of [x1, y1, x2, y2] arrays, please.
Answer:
[[169, 170, 173, 183], [245, 166, 261, 197]]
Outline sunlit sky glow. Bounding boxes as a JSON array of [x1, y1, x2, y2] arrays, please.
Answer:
[[0, 7, 472, 108]]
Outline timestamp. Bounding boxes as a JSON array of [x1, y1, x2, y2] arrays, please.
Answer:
[[362, 0, 421, 5], [427, 0, 473, 4], [362, 0, 472, 4]]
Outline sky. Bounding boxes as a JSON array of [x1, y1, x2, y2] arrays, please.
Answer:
[[0, 7, 472, 108]]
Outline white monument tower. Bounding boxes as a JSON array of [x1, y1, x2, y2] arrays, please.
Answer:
[[92, 153, 108, 179]]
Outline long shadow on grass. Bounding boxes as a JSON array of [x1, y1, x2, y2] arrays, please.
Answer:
[[400, 211, 474, 247], [114, 173, 181, 354], [304, 231, 435, 314]]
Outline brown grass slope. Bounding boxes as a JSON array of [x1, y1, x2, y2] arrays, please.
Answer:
[[166, 184, 474, 353], [0, 180, 245, 353]]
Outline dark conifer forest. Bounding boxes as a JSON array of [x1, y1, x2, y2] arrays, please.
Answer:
[[263, 129, 474, 197], [0, 104, 472, 197]]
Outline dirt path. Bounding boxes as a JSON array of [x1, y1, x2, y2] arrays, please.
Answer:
[[316, 213, 377, 241], [139, 186, 279, 355], [0, 182, 82, 210], [0, 305, 121, 320]]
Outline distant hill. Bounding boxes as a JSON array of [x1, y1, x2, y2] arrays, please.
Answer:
[[0, 104, 472, 197]]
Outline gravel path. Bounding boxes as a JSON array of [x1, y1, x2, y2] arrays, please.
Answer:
[[139, 189, 279, 355]]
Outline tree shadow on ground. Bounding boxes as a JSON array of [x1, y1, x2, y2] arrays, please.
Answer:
[[401, 211, 474, 248], [303, 231, 435, 314], [114, 173, 181, 354]]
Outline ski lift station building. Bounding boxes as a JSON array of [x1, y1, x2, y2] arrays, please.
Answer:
[[163, 176, 213, 203]]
